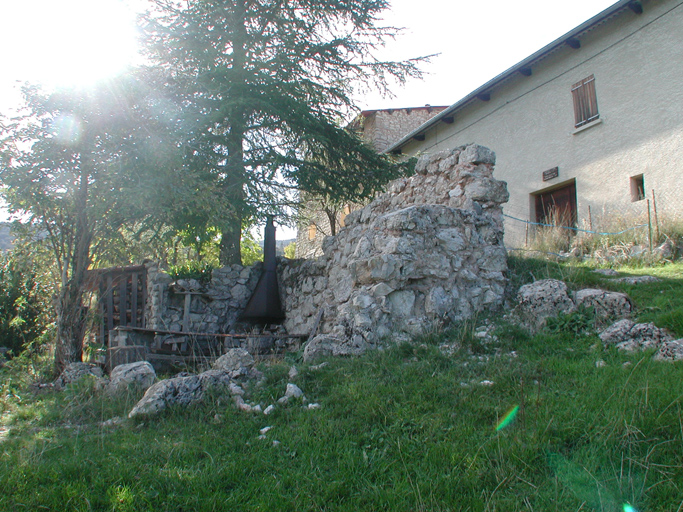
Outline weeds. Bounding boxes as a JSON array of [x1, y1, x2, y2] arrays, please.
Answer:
[[0, 259, 682, 511]]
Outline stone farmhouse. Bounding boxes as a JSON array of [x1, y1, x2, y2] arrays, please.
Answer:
[[295, 105, 447, 258], [387, 0, 683, 248]]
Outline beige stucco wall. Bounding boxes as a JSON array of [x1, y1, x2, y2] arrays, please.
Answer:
[[399, 0, 683, 247]]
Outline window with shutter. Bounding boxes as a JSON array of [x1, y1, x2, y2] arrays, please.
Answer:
[[571, 75, 599, 128]]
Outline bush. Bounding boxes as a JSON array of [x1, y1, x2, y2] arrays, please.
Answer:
[[0, 253, 49, 356]]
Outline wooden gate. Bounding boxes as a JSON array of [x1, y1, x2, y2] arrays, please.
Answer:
[[94, 265, 147, 346]]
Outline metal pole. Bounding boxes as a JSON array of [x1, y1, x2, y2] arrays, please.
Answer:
[[647, 199, 653, 253], [652, 189, 660, 242]]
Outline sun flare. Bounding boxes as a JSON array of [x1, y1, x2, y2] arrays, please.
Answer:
[[1, 0, 140, 90]]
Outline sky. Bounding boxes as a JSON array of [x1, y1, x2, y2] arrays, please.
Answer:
[[0, 0, 618, 238]]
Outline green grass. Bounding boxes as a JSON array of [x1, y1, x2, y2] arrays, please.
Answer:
[[1, 259, 683, 511]]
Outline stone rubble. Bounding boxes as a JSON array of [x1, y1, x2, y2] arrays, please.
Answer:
[[107, 361, 156, 395], [599, 319, 674, 353], [54, 362, 104, 389]]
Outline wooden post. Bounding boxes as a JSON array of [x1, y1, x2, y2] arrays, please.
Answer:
[[588, 205, 593, 233], [652, 189, 660, 242], [524, 223, 529, 247], [647, 199, 653, 253], [182, 293, 192, 333]]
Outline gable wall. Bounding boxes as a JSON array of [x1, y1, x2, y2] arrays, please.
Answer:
[[400, 0, 683, 247]]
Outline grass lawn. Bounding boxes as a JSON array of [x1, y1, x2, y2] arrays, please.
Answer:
[[1, 258, 682, 511]]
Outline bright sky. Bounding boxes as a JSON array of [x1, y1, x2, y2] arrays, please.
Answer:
[[0, 0, 618, 238]]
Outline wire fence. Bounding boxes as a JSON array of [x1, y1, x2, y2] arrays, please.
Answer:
[[502, 188, 677, 258]]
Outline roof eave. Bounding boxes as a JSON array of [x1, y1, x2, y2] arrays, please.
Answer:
[[385, 0, 639, 154]]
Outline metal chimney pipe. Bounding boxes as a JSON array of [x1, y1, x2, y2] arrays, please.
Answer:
[[239, 215, 285, 324]]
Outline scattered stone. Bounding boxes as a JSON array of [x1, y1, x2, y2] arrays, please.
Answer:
[[515, 279, 576, 331], [614, 275, 660, 285], [259, 426, 273, 435], [229, 382, 245, 396], [573, 289, 633, 321], [252, 404, 263, 413], [592, 269, 619, 276], [264, 405, 276, 415], [100, 417, 124, 428], [258, 434, 267, 440], [273, 440, 281, 446], [599, 319, 674, 353], [595, 360, 607, 368], [108, 361, 156, 394], [285, 383, 304, 399], [307, 403, 321, 410], [129, 374, 203, 418], [480, 380, 495, 386], [54, 362, 104, 389], [288, 366, 299, 379], [309, 362, 329, 371], [213, 348, 255, 373], [654, 340, 683, 362]]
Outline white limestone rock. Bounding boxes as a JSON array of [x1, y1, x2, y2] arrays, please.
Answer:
[[108, 361, 156, 394], [54, 362, 104, 389], [573, 289, 633, 321], [515, 279, 576, 332], [213, 348, 255, 373]]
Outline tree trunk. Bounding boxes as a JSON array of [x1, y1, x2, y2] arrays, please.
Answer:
[[219, 0, 248, 267], [54, 158, 92, 373]]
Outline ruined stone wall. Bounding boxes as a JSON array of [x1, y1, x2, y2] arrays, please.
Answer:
[[143, 144, 508, 355], [281, 144, 509, 351], [295, 106, 448, 259], [145, 262, 261, 334]]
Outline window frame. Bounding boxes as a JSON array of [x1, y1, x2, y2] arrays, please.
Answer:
[[571, 75, 600, 128]]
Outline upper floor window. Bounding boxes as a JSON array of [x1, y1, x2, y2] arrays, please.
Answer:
[[571, 75, 599, 128]]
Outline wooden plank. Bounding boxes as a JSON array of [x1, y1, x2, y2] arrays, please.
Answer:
[[141, 268, 147, 328], [119, 275, 128, 326], [308, 307, 325, 341], [130, 272, 138, 328], [106, 275, 114, 334], [183, 293, 192, 332], [114, 326, 308, 338]]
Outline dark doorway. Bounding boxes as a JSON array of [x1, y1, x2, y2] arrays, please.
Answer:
[[534, 180, 577, 229]]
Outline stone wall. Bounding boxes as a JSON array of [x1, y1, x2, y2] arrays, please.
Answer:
[[145, 262, 262, 334], [295, 105, 448, 259], [142, 144, 508, 355], [281, 144, 509, 350]]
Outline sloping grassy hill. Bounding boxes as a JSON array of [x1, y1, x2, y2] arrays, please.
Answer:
[[1, 258, 682, 511]]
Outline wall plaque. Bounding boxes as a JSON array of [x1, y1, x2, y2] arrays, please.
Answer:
[[542, 167, 559, 181]]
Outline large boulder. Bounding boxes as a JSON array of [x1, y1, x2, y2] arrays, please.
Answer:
[[128, 368, 236, 418], [654, 340, 683, 362], [515, 279, 576, 331], [599, 319, 674, 353], [213, 348, 255, 373], [108, 361, 156, 394], [54, 362, 104, 389], [128, 374, 203, 418], [573, 289, 633, 321]]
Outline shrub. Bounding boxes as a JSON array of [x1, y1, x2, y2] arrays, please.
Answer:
[[0, 253, 49, 356]]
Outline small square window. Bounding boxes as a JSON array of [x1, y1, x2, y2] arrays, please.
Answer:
[[571, 75, 599, 128], [308, 223, 316, 240], [630, 174, 645, 202]]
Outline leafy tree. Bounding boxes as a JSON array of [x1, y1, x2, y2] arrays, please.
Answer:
[[143, 0, 426, 265], [0, 77, 174, 371], [283, 241, 296, 259], [0, 251, 49, 356]]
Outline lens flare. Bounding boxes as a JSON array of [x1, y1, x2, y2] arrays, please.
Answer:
[[495, 405, 519, 431], [52, 114, 82, 145], [623, 505, 638, 512]]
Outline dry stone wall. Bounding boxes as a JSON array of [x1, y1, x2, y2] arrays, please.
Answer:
[[141, 144, 509, 356], [281, 144, 509, 351]]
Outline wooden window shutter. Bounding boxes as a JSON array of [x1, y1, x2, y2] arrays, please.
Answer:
[[571, 75, 599, 128]]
